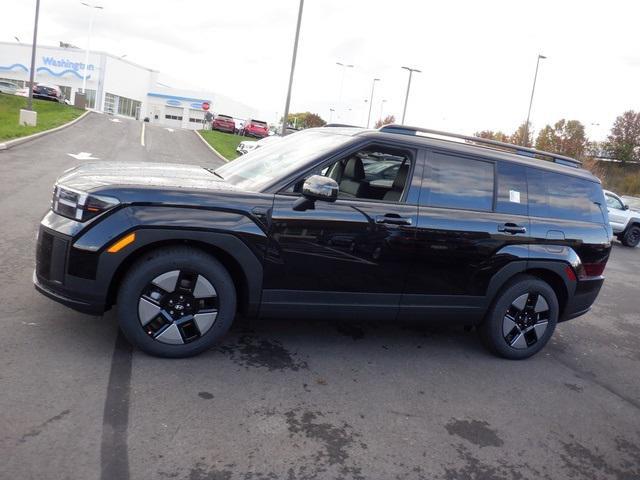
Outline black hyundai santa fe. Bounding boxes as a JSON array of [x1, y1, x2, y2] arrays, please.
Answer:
[[35, 125, 612, 359]]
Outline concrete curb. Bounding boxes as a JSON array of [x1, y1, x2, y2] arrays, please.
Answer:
[[0, 110, 92, 151], [194, 129, 229, 163]]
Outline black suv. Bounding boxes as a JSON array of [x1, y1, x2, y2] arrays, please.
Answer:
[[34, 125, 612, 359]]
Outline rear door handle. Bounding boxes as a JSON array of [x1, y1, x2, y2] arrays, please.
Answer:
[[498, 223, 526, 234], [375, 214, 412, 226]]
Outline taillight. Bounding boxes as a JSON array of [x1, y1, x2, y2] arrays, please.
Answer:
[[581, 262, 607, 278]]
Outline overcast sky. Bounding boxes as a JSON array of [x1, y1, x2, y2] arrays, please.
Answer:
[[2, 0, 639, 139]]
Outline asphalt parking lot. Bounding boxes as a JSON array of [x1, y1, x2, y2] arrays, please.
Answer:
[[0, 114, 638, 480]]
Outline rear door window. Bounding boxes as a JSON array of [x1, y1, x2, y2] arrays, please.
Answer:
[[421, 151, 494, 211], [527, 168, 606, 224], [497, 162, 528, 216]]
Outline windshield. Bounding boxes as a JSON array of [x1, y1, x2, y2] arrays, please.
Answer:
[[215, 129, 353, 191]]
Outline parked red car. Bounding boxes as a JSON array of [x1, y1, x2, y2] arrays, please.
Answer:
[[243, 119, 269, 138], [212, 114, 235, 133]]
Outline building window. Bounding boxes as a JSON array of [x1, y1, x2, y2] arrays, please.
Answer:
[[189, 118, 204, 123], [117, 96, 141, 118], [59, 86, 71, 102], [104, 92, 116, 114], [165, 114, 183, 120], [82, 89, 96, 108]]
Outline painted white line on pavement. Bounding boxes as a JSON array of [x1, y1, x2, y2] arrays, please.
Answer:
[[140, 122, 146, 147]]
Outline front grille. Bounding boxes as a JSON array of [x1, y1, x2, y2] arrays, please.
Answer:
[[36, 228, 69, 283], [36, 231, 54, 279]]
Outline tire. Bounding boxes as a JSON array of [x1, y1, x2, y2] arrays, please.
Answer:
[[621, 225, 640, 248], [479, 275, 558, 360], [116, 246, 236, 358]]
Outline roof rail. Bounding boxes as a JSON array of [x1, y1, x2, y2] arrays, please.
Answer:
[[379, 124, 582, 168], [324, 123, 361, 128]]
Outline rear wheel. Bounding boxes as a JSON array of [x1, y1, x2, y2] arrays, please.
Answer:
[[621, 225, 640, 247], [479, 275, 558, 360], [117, 247, 236, 358]]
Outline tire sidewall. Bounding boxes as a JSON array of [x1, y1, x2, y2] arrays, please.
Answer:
[[482, 276, 558, 360], [622, 226, 640, 247], [117, 248, 236, 358]]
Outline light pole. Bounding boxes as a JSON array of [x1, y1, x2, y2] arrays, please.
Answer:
[[366, 78, 380, 128], [336, 62, 354, 114], [281, 0, 304, 136], [523, 54, 546, 146], [80, 2, 103, 95], [379, 99, 387, 121], [329, 108, 335, 123], [401, 66, 421, 125], [26, 0, 40, 112]]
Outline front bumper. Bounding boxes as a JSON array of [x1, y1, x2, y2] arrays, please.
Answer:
[[33, 270, 103, 315], [34, 220, 108, 315]]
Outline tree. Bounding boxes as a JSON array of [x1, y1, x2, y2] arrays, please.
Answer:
[[510, 122, 533, 147], [474, 130, 510, 143], [535, 119, 587, 159], [282, 112, 327, 129], [374, 115, 396, 129], [606, 110, 640, 163]]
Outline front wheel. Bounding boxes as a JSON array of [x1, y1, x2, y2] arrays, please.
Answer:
[[479, 275, 558, 360], [621, 225, 640, 248], [117, 247, 236, 358]]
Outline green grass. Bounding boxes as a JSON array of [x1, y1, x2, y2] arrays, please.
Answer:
[[199, 129, 253, 160], [0, 93, 84, 141]]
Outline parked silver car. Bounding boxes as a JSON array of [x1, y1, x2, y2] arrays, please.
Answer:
[[0, 80, 18, 95]]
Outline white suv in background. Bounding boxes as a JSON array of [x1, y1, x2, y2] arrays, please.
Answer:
[[604, 189, 640, 247]]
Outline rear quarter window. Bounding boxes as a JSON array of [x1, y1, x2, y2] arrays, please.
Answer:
[[527, 168, 607, 224]]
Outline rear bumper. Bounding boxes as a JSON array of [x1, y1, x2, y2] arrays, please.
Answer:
[[560, 276, 604, 322]]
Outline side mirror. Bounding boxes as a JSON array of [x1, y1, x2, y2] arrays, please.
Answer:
[[293, 175, 339, 211], [302, 175, 338, 202], [624, 204, 630, 210]]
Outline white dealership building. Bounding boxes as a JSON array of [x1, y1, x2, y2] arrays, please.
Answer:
[[0, 41, 257, 130]]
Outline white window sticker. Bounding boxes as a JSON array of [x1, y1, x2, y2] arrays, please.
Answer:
[[509, 190, 521, 203]]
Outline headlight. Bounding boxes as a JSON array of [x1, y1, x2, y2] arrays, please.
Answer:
[[52, 184, 120, 222]]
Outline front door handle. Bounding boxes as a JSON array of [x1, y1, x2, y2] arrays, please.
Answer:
[[375, 214, 412, 226], [498, 223, 526, 234]]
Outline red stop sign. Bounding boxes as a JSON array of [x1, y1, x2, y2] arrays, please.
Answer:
[[202, 102, 210, 111]]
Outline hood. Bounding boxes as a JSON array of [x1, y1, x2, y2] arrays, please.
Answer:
[[56, 161, 237, 193]]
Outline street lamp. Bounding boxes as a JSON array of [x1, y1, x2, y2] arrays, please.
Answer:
[[80, 2, 103, 95], [329, 108, 335, 123], [14, 36, 20, 42], [366, 78, 380, 128], [401, 66, 421, 125], [25, 0, 41, 112], [281, 0, 305, 135], [523, 54, 546, 146], [336, 62, 354, 114], [379, 99, 387, 121]]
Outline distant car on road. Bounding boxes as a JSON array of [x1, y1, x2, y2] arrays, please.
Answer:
[[211, 114, 235, 133], [32, 83, 63, 102], [236, 135, 281, 155], [0, 80, 18, 95], [604, 190, 640, 247], [243, 119, 269, 138]]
